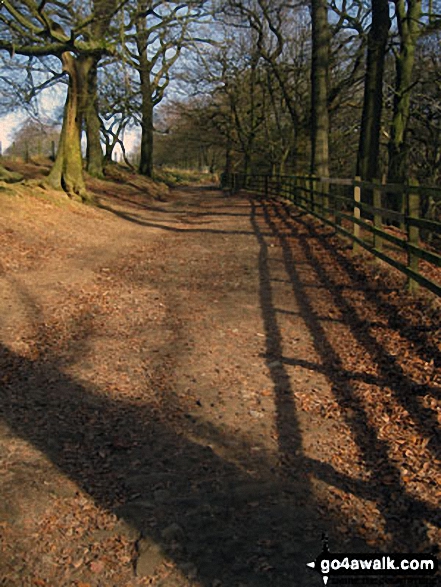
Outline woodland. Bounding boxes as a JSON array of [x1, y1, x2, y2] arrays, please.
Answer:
[[0, 0, 440, 199]]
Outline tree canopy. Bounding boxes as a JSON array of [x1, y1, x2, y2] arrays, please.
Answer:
[[1, 0, 441, 195]]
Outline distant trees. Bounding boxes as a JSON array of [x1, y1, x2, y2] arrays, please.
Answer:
[[153, 100, 225, 171], [219, 0, 312, 174], [4, 118, 59, 160], [126, 0, 209, 177], [202, 0, 440, 185], [98, 60, 137, 166], [410, 31, 441, 185], [168, 0, 312, 176]]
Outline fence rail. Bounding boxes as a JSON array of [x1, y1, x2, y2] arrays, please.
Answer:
[[226, 173, 441, 298]]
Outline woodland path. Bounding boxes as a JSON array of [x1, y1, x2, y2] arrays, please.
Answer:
[[0, 184, 440, 587]]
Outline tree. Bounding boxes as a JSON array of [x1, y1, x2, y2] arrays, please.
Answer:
[[409, 31, 441, 185], [357, 0, 391, 181], [0, 1, 124, 197], [0, 52, 64, 119], [387, 0, 422, 189], [214, 1, 314, 175], [98, 60, 138, 166], [310, 0, 330, 177], [120, 0, 209, 177], [154, 100, 225, 171], [5, 117, 60, 160], [69, 0, 123, 180]]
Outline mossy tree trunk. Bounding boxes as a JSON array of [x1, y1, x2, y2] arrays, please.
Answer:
[[0, 0, 122, 196], [136, 0, 154, 178], [83, 55, 104, 178], [0, 165, 23, 183], [138, 65, 154, 177], [387, 0, 422, 201], [310, 0, 330, 178], [356, 0, 390, 182], [82, 0, 119, 178], [47, 52, 86, 199]]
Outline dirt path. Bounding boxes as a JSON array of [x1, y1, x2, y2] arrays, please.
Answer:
[[0, 185, 440, 586]]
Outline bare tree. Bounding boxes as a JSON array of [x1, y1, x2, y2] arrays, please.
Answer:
[[409, 31, 441, 186], [356, 0, 391, 181], [5, 117, 60, 159], [119, 0, 209, 177], [387, 0, 422, 189], [310, 0, 330, 177], [0, 1, 124, 197]]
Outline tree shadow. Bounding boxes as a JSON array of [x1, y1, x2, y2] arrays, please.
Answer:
[[96, 198, 273, 237], [250, 195, 440, 553], [0, 297, 332, 586], [95, 185, 251, 218], [267, 198, 441, 455], [2, 187, 439, 587], [276, 199, 441, 370]]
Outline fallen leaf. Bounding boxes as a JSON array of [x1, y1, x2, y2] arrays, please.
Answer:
[[90, 560, 105, 573]]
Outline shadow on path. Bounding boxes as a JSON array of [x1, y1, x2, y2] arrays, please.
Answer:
[[1, 187, 439, 587], [251, 195, 440, 552]]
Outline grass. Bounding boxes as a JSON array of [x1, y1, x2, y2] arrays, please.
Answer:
[[0, 158, 220, 206], [153, 166, 218, 187]]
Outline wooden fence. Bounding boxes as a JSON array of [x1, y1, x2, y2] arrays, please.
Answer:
[[227, 173, 441, 297]]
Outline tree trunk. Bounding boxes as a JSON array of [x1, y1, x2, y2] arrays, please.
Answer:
[[387, 0, 422, 193], [310, 0, 330, 178], [47, 52, 86, 199], [82, 0, 119, 178], [136, 0, 154, 178], [138, 79, 154, 177], [243, 151, 251, 177], [82, 55, 104, 178], [104, 137, 114, 164], [357, 0, 390, 182], [0, 164, 23, 183]]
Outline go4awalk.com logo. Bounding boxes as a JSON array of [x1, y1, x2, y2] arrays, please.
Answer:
[[306, 535, 438, 585]]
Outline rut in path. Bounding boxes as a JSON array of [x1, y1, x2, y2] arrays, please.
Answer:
[[1, 186, 439, 587]]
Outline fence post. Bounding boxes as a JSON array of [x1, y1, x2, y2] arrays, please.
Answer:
[[322, 178, 329, 219], [309, 176, 316, 214], [264, 175, 268, 198], [316, 178, 322, 215], [289, 176, 295, 203], [373, 179, 383, 253], [334, 184, 342, 228], [407, 181, 420, 292], [353, 176, 361, 253], [292, 176, 298, 206], [400, 186, 406, 232]]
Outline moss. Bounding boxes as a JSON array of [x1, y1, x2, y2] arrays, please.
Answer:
[[0, 165, 24, 183], [153, 167, 217, 187]]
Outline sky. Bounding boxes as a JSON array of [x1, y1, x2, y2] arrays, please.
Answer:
[[0, 111, 27, 153], [0, 89, 139, 159], [0, 82, 64, 153]]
